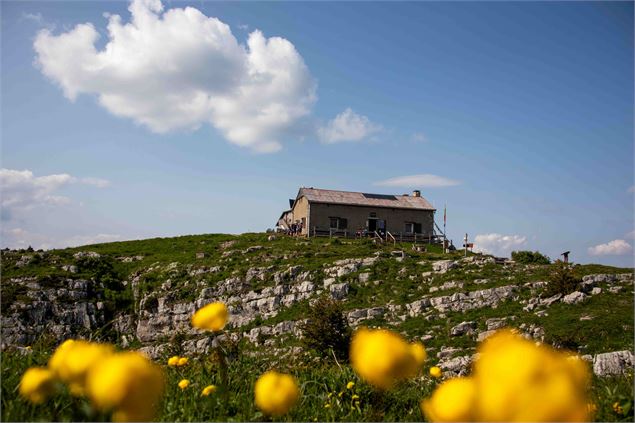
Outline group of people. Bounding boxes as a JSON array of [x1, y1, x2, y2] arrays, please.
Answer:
[[284, 221, 303, 236]]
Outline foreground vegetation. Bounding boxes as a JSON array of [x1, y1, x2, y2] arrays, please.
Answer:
[[1, 233, 634, 421]]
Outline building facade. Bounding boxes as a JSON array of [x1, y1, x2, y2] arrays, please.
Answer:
[[277, 187, 437, 237]]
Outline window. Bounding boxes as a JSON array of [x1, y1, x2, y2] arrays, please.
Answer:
[[405, 222, 414, 234], [329, 217, 348, 230], [369, 212, 377, 218]]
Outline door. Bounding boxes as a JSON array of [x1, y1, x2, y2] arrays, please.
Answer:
[[367, 218, 377, 232]]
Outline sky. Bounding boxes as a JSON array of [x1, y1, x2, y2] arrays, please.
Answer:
[[1, 0, 633, 266]]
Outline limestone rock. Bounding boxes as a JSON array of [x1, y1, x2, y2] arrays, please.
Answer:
[[450, 321, 476, 336], [432, 260, 458, 274], [562, 291, 586, 305], [593, 351, 635, 376]]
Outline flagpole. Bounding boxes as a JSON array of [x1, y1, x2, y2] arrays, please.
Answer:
[[443, 203, 447, 253]]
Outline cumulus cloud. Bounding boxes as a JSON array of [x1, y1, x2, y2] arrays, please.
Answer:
[[473, 233, 527, 257], [626, 230, 635, 240], [33, 0, 316, 153], [0, 168, 109, 220], [588, 239, 633, 256], [318, 108, 381, 144], [374, 174, 461, 188]]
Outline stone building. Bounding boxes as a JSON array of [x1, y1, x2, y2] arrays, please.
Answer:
[[277, 187, 437, 237]]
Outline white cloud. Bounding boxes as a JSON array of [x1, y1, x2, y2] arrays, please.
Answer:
[[588, 239, 633, 256], [1, 226, 123, 250], [22, 12, 43, 24], [318, 108, 381, 144], [626, 230, 635, 240], [33, 0, 316, 153], [473, 233, 527, 257], [411, 132, 427, 143], [0, 168, 110, 220], [374, 174, 461, 188], [79, 177, 111, 188]]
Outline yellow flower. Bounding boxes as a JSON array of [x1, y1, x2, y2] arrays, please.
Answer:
[[324, 403, 331, 409], [346, 381, 355, 390], [178, 379, 190, 390], [201, 385, 217, 396], [177, 357, 189, 367], [349, 327, 426, 389], [352, 394, 360, 400], [25, 346, 32, 351], [613, 402, 623, 414], [421, 377, 477, 422], [19, 367, 56, 404], [429, 366, 442, 379], [167, 356, 180, 367], [254, 371, 300, 416], [191, 302, 228, 331], [421, 329, 592, 422], [586, 402, 597, 413], [86, 351, 165, 422], [48, 340, 113, 396]]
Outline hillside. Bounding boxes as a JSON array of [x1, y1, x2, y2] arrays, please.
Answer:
[[1, 233, 634, 421]]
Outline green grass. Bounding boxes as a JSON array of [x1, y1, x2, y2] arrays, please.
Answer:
[[1, 233, 634, 421]]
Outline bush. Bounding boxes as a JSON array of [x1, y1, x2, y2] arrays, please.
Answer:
[[544, 261, 581, 297], [511, 250, 551, 265], [298, 295, 351, 361]]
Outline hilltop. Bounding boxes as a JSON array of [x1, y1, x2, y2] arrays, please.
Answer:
[[1, 233, 634, 421]]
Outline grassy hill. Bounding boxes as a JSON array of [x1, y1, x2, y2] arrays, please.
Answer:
[[1, 233, 633, 421]]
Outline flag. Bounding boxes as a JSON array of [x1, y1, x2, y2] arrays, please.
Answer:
[[443, 204, 447, 225]]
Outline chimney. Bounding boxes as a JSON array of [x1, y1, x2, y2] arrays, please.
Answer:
[[412, 190, 421, 197]]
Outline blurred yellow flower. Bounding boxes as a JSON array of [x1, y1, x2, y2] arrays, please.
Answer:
[[324, 403, 331, 409], [86, 351, 165, 422], [349, 327, 426, 389], [421, 329, 591, 422], [352, 394, 360, 400], [167, 356, 179, 367], [201, 385, 217, 396], [421, 377, 476, 422], [346, 381, 355, 389], [254, 371, 300, 416], [613, 402, 623, 414], [177, 357, 189, 367], [191, 302, 228, 331], [19, 367, 56, 404], [25, 346, 32, 351], [429, 366, 442, 379], [178, 379, 190, 390], [48, 340, 113, 396]]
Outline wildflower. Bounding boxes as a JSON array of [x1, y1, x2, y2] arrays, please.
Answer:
[[178, 379, 190, 390], [421, 377, 476, 422], [586, 402, 597, 413], [429, 366, 442, 379], [25, 346, 32, 351], [346, 381, 355, 390], [254, 371, 300, 417], [613, 402, 623, 414], [350, 327, 426, 389], [421, 329, 591, 422], [324, 403, 331, 409], [191, 302, 228, 332], [352, 394, 360, 400], [338, 391, 344, 398], [19, 367, 56, 404], [48, 339, 113, 396], [177, 357, 189, 367], [201, 385, 217, 396], [86, 351, 165, 422], [167, 356, 180, 367]]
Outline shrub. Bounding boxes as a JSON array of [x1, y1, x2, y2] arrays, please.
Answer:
[[511, 250, 551, 265], [298, 295, 351, 361], [544, 260, 581, 297]]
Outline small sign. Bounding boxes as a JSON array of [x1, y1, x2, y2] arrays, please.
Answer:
[[463, 243, 474, 248]]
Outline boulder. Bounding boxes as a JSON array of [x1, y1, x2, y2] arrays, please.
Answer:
[[562, 291, 586, 305], [450, 321, 476, 336], [593, 351, 635, 376], [432, 260, 458, 274]]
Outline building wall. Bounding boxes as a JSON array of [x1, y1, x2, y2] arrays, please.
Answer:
[[289, 196, 310, 234], [308, 202, 435, 236]]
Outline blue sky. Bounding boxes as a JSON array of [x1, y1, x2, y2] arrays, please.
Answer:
[[1, 0, 633, 266]]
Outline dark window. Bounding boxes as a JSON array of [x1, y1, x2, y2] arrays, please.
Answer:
[[369, 212, 377, 218], [329, 217, 348, 230], [414, 223, 422, 234], [362, 193, 398, 201], [405, 222, 414, 234], [329, 217, 338, 229]]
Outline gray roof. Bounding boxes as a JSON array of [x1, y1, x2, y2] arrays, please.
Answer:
[[297, 188, 435, 211]]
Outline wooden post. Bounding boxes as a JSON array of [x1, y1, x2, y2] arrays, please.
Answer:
[[464, 233, 468, 257]]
